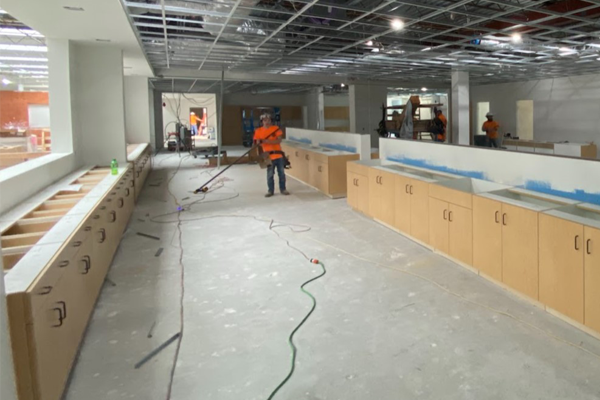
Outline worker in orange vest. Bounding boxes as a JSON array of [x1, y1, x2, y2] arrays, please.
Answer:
[[432, 109, 447, 142], [254, 113, 290, 197], [190, 112, 199, 136], [482, 112, 501, 148]]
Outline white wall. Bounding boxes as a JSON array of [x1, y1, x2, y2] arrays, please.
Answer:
[[471, 73, 600, 147], [287, 128, 371, 160], [350, 84, 387, 148], [72, 44, 127, 166], [224, 92, 307, 107], [324, 93, 349, 107], [124, 76, 152, 145], [162, 93, 218, 145]]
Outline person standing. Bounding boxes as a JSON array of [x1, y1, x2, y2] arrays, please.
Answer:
[[254, 113, 290, 197], [190, 112, 199, 136], [432, 109, 447, 142], [482, 112, 501, 148]]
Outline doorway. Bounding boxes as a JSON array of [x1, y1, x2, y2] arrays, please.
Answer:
[[476, 102, 490, 135], [190, 107, 208, 137]]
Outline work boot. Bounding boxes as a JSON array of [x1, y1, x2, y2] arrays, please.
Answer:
[[281, 190, 290, 195], [265, 192, 274, 198]]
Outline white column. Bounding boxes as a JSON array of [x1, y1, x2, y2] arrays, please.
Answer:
[[350, 84, 387, 147], [451, 70, 470, 145], [304, 88, 322, 130], [124, 76, 152, 144], [0, 256, 17, 400], [317, 91, 325, 130], [48, 38, 75, 153]]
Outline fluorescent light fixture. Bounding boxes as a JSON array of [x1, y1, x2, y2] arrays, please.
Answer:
[[559, 47, 574, 52], [421, 47, 432, 52], [340, 83, 345, 87], [421, 87, 427, 91], [0, 9, 7, 14], [0, 56, 48, 62], [366, 40, 373, 46], [588, 43, 600, 48], [0, 28, 44, 37], [2, 78, 12, 85], [511, 33, 522, 43], [372, 48, 380, 53], [391, 19, 404, 31], [505, 24, 524, 31], [3, 65, 48, 69], [0, 44, 47, 52], [63, 6, 84, 11]]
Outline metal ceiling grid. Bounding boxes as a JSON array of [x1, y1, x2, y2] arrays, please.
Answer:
[[123, 0, 600, 88]]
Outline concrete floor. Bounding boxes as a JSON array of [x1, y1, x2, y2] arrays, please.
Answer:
[[65, 152, 600, 400]]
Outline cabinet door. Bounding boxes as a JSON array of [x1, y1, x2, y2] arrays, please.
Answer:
[[501, 204, 539, 300], [368, 168, 382, 219], [585, 226, 600, 332], [379, 170, 395, 226], [299, 150, 310, 183], [449, 204, 473, 265], [428, 197, 449, 253], [394, 175, 411, 233], [473, 196, 502, 280], [539, 214, 584, 323], [317, 162, 329, 193], [356, 174, 369, 214], [410, 179, 430, 244], [346, 172, 356, 208]]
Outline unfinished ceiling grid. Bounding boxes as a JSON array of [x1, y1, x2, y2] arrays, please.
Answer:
[[121, 0, 600, 89]]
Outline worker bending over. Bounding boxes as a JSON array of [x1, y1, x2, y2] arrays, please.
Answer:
[[254, 113, 290, 197], [482, 112, 501, 148]]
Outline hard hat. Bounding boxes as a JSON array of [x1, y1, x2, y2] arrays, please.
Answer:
[[260, 113, 272, 120], [190, 111, 195, 115], [486, 112, 494, 117]]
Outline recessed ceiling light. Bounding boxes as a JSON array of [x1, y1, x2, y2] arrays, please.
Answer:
[[366, 40, 373, 46], [372, 48, 380, 53], [340, 83, 345, 87], [421, 47, 432, 52], [63, 6, 84, 11], [391, 19, 404, 31], [511, 33, 522, 43], [421, 87, 427, 91]]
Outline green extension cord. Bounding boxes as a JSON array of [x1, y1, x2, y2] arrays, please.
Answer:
[[266, 259, 327, 400]]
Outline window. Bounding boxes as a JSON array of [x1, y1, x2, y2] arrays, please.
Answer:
[[0, 11, 50, 170]]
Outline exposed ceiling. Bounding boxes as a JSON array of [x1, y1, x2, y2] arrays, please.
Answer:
[[123, 0, 600, 86], [2, 0, 153, 77], [0, 10, 48, 91]]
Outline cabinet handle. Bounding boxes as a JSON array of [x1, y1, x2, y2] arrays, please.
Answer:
[[97, 228, 106, 243], [449, 211, 453, 222], [125, 188, 131, 197], [118, 198, 124, 208], [355, 179, 359, 187], [39, 286, 52, 295], [318, 166, 322, 173], [575, 235, 580, 251], [305, 155, 309, 160], [409, 185, 413, 195], [100, 205, 107, 210], [85, 226, 92, 232], [295, 151, 298, 157], [93, 214, 100, 220], [130, 180, 134, 187], [443, 209, 447, 220], [58, 260, 69, 268], [109, 211, 117, 223], [587, 239, 592, 255], [52, 301, 67, 328], [81, 255, 91, 275], [495, 211, 499, 224], [502, 213, 507, 226], [72, 240, 82, 248], [405, 184, 409, 193]]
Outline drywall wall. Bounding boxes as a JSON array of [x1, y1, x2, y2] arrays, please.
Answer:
[[287, 128, 371, 160], [0, 92, 48, 130], [124, 76, 152, 145], [72, 44, 127, 166], [0, 255, 16, 400], [350, 84, 387, 148], [471, 73, 600, 147], [224, 92, 308, 107], [161, 93, 218, 146], [380, 138, 600, 204]]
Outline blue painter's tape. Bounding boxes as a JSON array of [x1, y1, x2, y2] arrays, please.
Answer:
[[318, 143, 357, 153], [523, 180, 600, 205], [288, 136, 311, 144], [386, 155, 487, 180]]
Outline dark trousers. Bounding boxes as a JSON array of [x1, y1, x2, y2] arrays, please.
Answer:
[[488, 137, 501, 148], [267, 157, 286, 193]]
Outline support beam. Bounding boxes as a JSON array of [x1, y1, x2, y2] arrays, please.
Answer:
[[451, 70, 470, 145], [350, 83, 388, 147]]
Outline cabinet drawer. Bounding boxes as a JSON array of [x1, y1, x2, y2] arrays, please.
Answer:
[[347, 161, 369, 176], [310, 151, 328, 164], [429, 184, 472, 209]]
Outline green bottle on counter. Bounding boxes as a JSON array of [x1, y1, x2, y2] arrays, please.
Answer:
[[111, 159, 118, 175]]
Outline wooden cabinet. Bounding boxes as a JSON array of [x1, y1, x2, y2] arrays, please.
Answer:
[[429, 197, 449, 254], [539, 214, 585, 323], [308, 159, 329, 193], [473, 196, 503, 281], [585, 226, 600, 332], [410, 180, 430, 244], [393, 175, 411, 233], [448, 204, 473, 265], [368, 169, 395, 226], [347, 171, 369, 214], [501, 203, 539, 300]]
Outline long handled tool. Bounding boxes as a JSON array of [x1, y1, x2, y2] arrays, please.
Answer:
[[193, 129, 282, 194]]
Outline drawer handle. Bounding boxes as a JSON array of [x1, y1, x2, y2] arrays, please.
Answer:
[[39, 286, 52, 295], [409, 185, 413, 195], [318, 166, 322, 173], [495, 211, 499, 224], [109, 210, 117, 223], [305, 155, 309, 160], [85, 226, 92, 232], [100, 206, 107, 211], [52, 301, 67, 328], [93, 214, 100, 220], [575, 235, 580, 251], [72, 240, 82, 248], [502, 213, 507, 226], [448, 211, 453, 222], [295, 151, 298, 157], [125, 188, 130, 197], [587, 239, 592, 255], [136, 171, 141, 178], [97, 228, 106, 243], [118, 198, 124, 208], [58, 260, 69, 268], [405, 184, 409, 194], [443, 209, 447, 220], [81, 255, 91, 275], [130, 180, 135, 187]]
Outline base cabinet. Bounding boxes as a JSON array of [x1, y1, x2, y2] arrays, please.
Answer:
[[473, 196, 503, 281], [368, 169, 395, 226], [585, 226, 600, 331], [428, 198, 472, 264], [347, 171, 369, 214]]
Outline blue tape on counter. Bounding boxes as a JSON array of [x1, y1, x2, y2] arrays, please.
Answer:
[[318, 143, 357, 153], [288, 137, 311, 144], [386, 155, 487, 180], [524, 180, 600, 205]]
